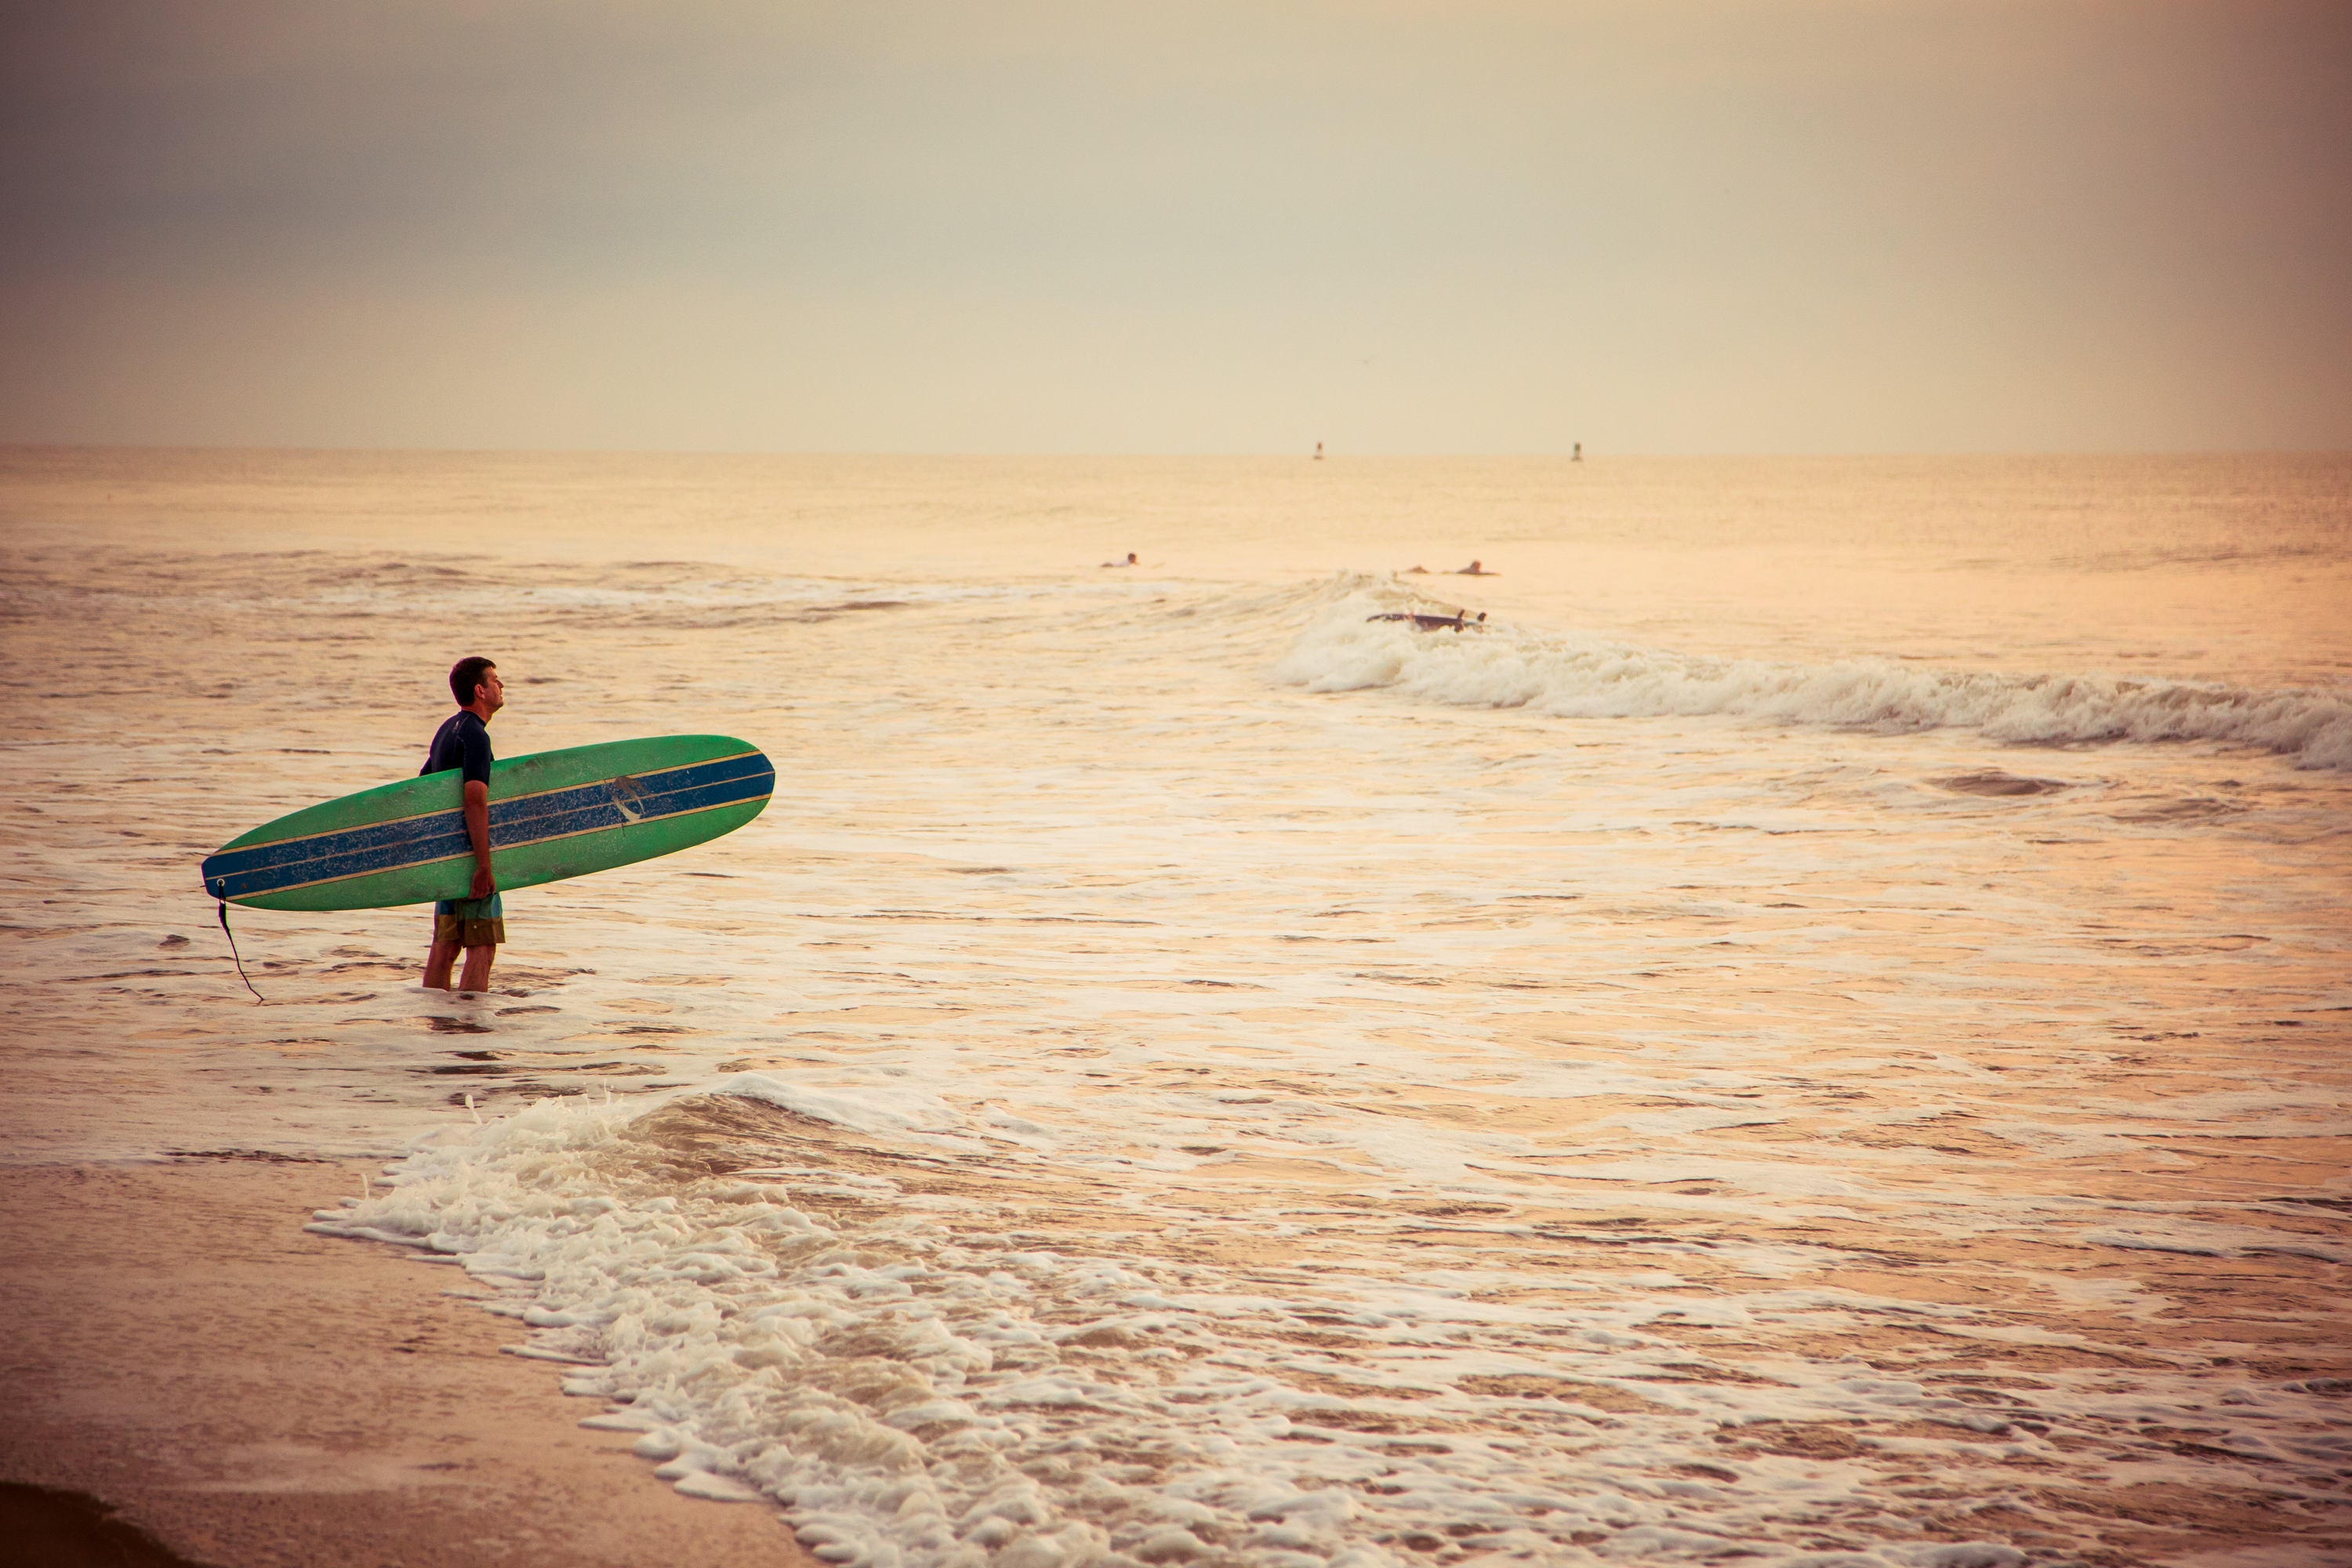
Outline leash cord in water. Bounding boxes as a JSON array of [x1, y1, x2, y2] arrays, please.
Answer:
[[216, 898, 263, 1000]]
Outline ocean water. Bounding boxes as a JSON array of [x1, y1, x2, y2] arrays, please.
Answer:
[[4, 449, 2350, 1566]]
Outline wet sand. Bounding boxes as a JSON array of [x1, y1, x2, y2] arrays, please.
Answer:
[[0, 1157, 814, 1568]]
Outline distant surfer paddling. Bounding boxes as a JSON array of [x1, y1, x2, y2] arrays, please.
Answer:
[[422, 656, 505, 993]]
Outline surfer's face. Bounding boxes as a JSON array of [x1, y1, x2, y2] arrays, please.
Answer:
[[473, 666, 506, 715]]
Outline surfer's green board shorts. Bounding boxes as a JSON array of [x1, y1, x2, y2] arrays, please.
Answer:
[[434, 892, 505, 948]]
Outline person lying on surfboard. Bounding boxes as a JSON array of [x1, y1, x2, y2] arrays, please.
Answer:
[[421, 656, 505, 993]]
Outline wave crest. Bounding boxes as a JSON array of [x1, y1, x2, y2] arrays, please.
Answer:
[[1272, 583, 2352, 770]]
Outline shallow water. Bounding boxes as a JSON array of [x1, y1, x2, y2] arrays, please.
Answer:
[[4, 450, 2349, 1566]]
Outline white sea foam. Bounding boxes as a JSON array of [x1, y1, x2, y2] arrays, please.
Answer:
[[310, 1067, 2351, 1568], [1274, 580, 2352, 769]]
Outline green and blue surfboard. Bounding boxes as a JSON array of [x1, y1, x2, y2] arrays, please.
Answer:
[[200, 735, 773, 912]]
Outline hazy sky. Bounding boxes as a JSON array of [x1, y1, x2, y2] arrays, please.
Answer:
[[2, 0, 2347, 453]]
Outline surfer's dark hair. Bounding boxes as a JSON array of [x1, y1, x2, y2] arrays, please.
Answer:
[[450, 656, 497, 707]]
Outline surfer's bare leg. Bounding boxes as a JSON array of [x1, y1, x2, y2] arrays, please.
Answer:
[[423, 936, 462, 989], [456, 944, 495, 993]]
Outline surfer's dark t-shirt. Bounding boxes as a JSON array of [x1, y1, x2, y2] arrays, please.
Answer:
[[422, 710, 493, 786]]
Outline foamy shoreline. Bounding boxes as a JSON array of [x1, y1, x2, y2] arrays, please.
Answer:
[[0, 1155, 816, 1568]]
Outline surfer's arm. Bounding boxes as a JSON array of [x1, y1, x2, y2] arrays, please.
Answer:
[[463, 778, 495, 898]]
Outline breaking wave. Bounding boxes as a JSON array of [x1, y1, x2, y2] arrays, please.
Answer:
[[311, 1070, 2352, 1568], [314, 1084, 2048, 1568], [1274, 580, 2352, 771]]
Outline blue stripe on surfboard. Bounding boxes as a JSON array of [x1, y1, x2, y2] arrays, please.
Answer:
[[202, 752, 774, 878], [199, 754, 775, 900], [199, 763, 773, 899], [204, 753, 775, 884], [201, 753, 769, 882], [216, 749, 775, 859]]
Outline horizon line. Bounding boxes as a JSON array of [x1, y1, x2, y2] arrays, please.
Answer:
[[5, 441, 2348, 462]]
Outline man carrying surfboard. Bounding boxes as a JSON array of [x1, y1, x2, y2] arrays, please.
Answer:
[[422, 656, 505, 993]]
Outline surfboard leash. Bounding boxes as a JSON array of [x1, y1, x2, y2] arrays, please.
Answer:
[[216, 898, 263, 1001]]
